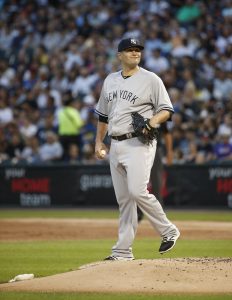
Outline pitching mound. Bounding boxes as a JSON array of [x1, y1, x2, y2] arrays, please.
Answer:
[[0, 258, 231, 294]]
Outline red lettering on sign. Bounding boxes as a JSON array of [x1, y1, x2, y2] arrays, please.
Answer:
[[11, 178, 50, 193], [217, 179, 232, 193]]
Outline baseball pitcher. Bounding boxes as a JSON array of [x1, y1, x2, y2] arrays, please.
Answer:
[[95, 38, 180, 260]]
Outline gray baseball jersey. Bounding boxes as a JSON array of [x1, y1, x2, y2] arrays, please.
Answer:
[[95, 67, 174, 136]]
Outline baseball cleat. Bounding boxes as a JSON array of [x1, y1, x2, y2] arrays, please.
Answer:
[[159, 229, 180, 254], [104, 255, 134, 261]]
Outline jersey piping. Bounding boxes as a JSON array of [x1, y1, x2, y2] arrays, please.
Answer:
[[95, 109, 108, 117]]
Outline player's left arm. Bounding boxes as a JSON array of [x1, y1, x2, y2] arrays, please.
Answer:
[[149, 110, 172, 128]]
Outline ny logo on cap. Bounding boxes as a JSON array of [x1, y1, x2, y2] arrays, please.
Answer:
[[131, 39, 137, 44]]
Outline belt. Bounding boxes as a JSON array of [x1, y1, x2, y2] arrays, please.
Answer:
[[111, 132, 138, 141]]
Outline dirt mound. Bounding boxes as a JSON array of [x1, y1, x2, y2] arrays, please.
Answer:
[[0, 258, 231, 294]]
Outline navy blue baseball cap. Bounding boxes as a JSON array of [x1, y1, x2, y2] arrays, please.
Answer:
[[118, 38, 144, 52]]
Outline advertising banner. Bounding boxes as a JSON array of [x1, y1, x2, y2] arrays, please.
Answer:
[[163, 165, 232, 208], [0, 165, 115, 207], [0, 164, 231, 208]]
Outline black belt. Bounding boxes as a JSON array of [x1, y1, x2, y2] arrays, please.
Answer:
[[111, 132, 138, 141]]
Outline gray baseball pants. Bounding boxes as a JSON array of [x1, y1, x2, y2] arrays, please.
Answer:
[[109, 137, 177, 259]]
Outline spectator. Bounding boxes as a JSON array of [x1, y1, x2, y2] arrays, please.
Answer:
[[39, 131, 63, 162], [197, 134, 214, 164], [57, 92, 84, 159], [64, 43, 83, 72], [19, 116, 37, 139], [176, 0, 201, 24], [145, 48, 169, 75], [213, 69, 232, 101], [21, 136, 41, 164], [213, 133, 232, 162], [218, 113, 232, 137], [6, 133, 25, 162], [0, 127, 9, 163], [66, 143, 81, 164], [81, 109, 97, 146], [72, 67, 99, 99], [0, 90, 13, 126], [37, 112, 58, 144]]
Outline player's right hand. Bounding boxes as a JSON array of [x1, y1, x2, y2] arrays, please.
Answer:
[[95, 143, 107, 159]]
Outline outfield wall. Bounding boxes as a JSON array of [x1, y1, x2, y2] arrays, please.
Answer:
[[0, 163, 231, 209]]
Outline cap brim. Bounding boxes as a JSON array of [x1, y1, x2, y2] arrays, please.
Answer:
[[118, 45, 144, 52]]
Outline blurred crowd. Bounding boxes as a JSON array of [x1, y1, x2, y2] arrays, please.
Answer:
[[0, 0, 232, 165]]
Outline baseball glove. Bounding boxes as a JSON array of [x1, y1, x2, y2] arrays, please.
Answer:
[[131, 112, 159, 145]]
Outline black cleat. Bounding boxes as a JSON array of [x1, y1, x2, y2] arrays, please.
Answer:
[[104, 255, 134, 261], [159, 230, 180, 254]]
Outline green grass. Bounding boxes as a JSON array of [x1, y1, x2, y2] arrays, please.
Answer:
[[166, 210, 232, 222], [1, 292, 232, 300], [0, 208, 119, 219], [0, 292, 232, 300], [0, 240, 112, 283], [0, 208, 232, 221]]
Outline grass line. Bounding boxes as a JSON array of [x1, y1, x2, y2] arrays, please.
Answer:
[[0, 209, 232, 221], [1, 292, 232, 300]]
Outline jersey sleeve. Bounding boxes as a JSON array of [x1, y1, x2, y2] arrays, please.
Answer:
[[99, 115, 108, 123], [152, 77, 174, 115], [95, 80, 108, 118]]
